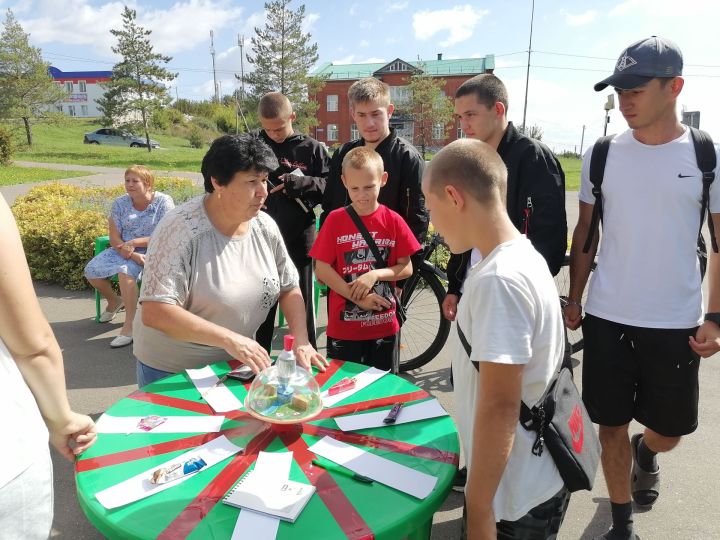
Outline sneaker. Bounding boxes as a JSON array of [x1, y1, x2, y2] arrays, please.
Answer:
[[452, 466, 467, 492], [110, 334, 133, 348], [99, 302, 124, 323]]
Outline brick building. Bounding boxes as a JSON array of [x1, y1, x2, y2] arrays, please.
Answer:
[[309, 54, 494, 147], [49, 66, 112, 117]]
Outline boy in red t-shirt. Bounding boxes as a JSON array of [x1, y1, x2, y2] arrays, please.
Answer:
[[310, 147, 421, 371]]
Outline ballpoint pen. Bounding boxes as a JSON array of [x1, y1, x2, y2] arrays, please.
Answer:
[[200, 374, 229, 400], [311, 459, 373, 483]]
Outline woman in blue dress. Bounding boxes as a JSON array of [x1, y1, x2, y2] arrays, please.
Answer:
[[84, 165, 174, 348]]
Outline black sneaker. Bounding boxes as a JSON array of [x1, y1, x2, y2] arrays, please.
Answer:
[[452, 466, 467, 492]]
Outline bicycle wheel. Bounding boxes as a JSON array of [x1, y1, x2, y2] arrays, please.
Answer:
[[554, 256, 596, 355], [398, 264, 450, 372]]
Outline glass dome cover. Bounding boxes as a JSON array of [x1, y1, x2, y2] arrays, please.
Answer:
[[245, 336, 323, 424]]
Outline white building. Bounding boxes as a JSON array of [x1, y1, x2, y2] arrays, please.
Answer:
[[49, 66, 112, 118]]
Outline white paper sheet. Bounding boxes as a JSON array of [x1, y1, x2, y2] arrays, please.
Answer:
[[308, 436, 437, 499], [95, 435, 243, 509], [187, 366, 244, 413], [96, 415, 225, 434], [320, 367, 389, 407], [334, 398, 448, 432], [230, 451, 294, 540]]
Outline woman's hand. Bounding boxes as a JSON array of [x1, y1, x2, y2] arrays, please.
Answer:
[[47, 412, 98, 461], [349, 271, 378, 301], [295, 342, 329, 372], [130, 252, 146, 266], [224, 333, 272, 373], [117, 240, 135, 259]]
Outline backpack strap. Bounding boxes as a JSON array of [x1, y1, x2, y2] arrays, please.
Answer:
[[582, 135, 614, 253], [344, 205, 388, 268], [689, 127, 718, 253]]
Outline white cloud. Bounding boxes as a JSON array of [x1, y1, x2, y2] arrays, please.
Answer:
[[388, 1, 409, 12], [332, 54, 356, 64], [359, 20, 373, 30], [21, 0, 245, 57], [349, 3, 359, 16], [413, 5, 489, 47], [361, 57, 386, 64], [302, 12, 320, 34], [564, 9, 598, 26], [610, 0, 720, 17], [359, 39, 369, 48]]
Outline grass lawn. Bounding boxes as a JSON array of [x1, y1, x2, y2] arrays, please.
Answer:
[[559, 156, 581, 191], [0, 164, 93, 186], [10, 118, 206, 172]]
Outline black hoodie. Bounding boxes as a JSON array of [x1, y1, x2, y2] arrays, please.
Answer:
[[259, 130, 330, 264], [320, 128, 429, 244]]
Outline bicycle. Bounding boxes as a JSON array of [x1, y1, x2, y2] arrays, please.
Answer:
[[398, 232, 451, 372], [554, 254, 596, 356]]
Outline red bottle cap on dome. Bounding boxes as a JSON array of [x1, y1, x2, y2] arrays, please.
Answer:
[[283, 334, 295, 351]]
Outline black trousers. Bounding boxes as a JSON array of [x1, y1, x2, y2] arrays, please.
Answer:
[[255, 258, 316, 351]]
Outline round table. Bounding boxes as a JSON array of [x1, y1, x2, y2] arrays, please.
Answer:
[[76, 359, 459, 540]]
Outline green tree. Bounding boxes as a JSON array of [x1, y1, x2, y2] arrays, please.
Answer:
[[518, 123, 544, 141], [243, 0, 324, 133], [98, 6, 176, 152], [0, 9, 67, 146], [402, 66, 455, 159]]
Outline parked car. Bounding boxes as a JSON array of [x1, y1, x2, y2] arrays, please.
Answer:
[[83, 128, 160, 148]]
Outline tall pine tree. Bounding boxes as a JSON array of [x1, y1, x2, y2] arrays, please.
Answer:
[[244, 0, 323, 133], [98, 6, 176, 152], [0, 9, 67, 147]]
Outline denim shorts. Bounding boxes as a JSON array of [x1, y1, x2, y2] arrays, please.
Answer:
[[136, 358, 173, 388]]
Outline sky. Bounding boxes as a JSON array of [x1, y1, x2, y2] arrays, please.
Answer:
[[6, 0, 720, 153]]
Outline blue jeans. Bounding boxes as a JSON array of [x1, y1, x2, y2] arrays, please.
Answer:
[[136, 358, 173, 388]]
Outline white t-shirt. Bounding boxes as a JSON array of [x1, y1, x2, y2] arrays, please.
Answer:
[[579, 128, 720, 328], [134, 195, 299, 373], [0, 338, 48, 488], [453, 236, 564, 522]]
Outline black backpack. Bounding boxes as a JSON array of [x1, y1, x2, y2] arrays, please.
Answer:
[[583, 127, 718, 276]]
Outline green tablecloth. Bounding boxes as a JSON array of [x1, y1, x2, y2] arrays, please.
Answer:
[[76, 359, 459, 539]]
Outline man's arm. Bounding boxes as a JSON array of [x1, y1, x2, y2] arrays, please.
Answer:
[[400, 152, 429, 244], [320, 149, 345, 228], [690, 212, 720, 357], [466, 361, 524, 539], [282, 145, 330, 208], [564, 201, 598, 330]]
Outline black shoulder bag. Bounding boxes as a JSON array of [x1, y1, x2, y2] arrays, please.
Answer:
[[344, 205, 407, 327], [456, 323, 600, 492]]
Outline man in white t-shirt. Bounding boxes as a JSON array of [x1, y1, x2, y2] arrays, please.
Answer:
[[423, 139, 567, 539], [566, 36, 720, 540]]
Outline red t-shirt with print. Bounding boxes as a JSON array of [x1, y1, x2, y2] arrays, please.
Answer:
[[310, 205, 421, 340]]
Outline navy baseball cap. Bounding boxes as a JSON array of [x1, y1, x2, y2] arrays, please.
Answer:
[[594, 36, 683, 91]]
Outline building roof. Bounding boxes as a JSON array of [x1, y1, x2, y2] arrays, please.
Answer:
[[49, 66, 112, 80], [311, 55, 494, 80]]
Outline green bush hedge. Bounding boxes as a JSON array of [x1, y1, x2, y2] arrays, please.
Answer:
[[13, 178, 203, 290], [0, 126, 14, 165]]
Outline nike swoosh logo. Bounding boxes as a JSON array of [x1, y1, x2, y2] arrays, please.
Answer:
[[678, 174, 694, 178]]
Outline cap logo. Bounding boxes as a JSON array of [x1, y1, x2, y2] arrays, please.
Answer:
[[616, 51, 637, 72]]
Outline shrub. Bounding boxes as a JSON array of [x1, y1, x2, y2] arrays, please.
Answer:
[[0, 126, 15, 165], [151, 107, 187, 130], [12, 178, 202, 290], [188, 127, 205, 149], [212, 106, 238, 133]]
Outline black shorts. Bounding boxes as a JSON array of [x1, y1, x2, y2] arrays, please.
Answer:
[[582, 314, 700, 437], [327, 334, 399, 373]]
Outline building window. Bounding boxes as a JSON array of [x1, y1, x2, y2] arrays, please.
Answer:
[[68, 105, 76, 117], [457, 127, 466, 139], [432, 123, 445, 140], [81, 105, 88, 116], [64, 81, 73, 92], [327, 124, 338, 141], [389, 86, 411, 106], [351, 123, 359, 140], [326, 94, 338, 112], [78, 80, 87, 92]]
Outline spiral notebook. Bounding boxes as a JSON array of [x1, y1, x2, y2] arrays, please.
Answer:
[[222, 470, 315, 523]]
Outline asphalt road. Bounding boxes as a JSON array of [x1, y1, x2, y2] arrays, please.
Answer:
[[4, 168, 720, 539]]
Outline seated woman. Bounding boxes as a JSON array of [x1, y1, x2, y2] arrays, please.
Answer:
[[84, 165, 174, 348], [133, 135, 327, 387]]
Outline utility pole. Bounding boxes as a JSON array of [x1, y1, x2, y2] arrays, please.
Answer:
[[521, 0, 535, 133], [238, 35, 246, 100], [210, 30, 219, 103], [580, 124, 586, 156]]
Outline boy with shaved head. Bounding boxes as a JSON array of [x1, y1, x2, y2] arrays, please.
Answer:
[[423, 139, 568, 539], [255, 92, 329, 351]]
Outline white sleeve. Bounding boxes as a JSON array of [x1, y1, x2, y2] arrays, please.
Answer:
[[467, 275, 535, 366], [578, 145, 595, 204]]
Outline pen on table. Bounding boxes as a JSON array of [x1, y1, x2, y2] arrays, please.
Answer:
[[200, 374, 229, 400], [311, 459, 373, 483], [383, 402, 404, 424]]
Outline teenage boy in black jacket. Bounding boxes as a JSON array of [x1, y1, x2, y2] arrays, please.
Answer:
[[444, 74, 567, 321], [255, 92, 329, 351], [320, 77, 428, 245]]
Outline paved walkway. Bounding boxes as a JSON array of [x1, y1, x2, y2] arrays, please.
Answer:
[[2, 167, 718, 539]]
